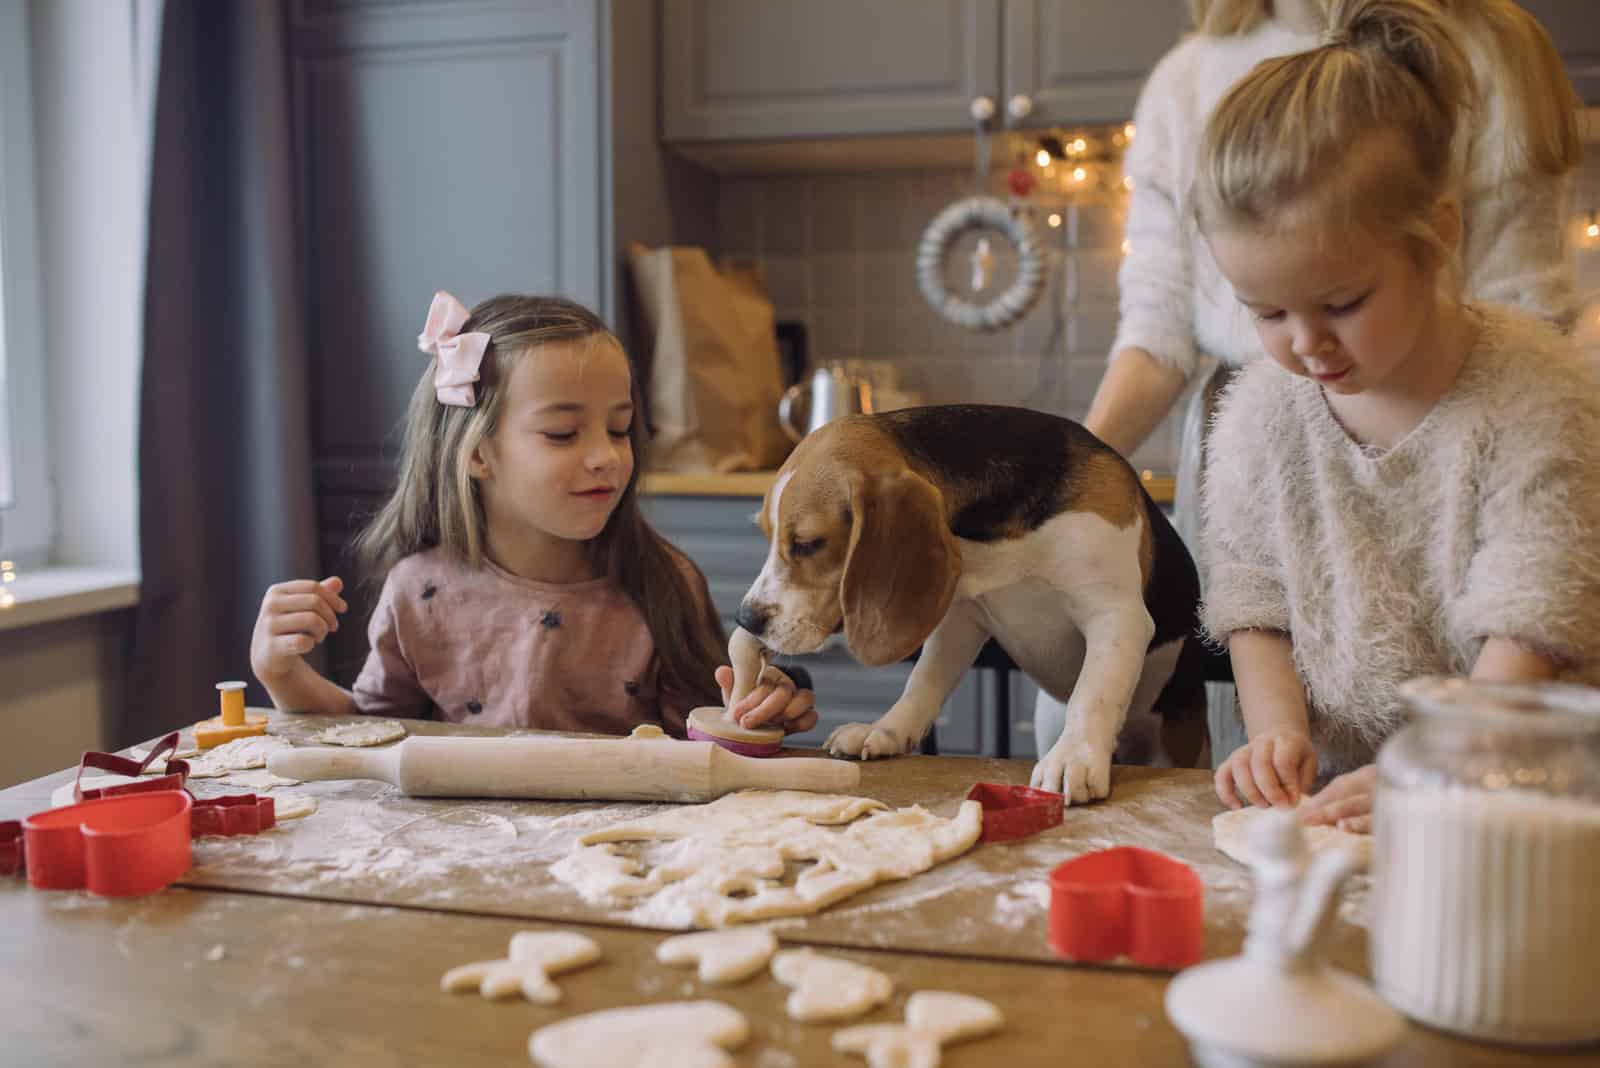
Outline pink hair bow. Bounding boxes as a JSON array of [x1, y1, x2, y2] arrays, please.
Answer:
[[417, 290, 489, 407]]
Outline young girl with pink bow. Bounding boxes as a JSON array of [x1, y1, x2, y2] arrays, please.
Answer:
[[249, 292, 815, 737]]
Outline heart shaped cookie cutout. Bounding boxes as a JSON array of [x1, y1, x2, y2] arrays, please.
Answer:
[[529, 1000, 747, 1068], [657, 929, 777, 984], [771, 948, 892, 1022]]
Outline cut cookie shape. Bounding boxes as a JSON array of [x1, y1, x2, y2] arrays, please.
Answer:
[[1213, 802, 1373, 871], [272, 794, 318, 821], [529, 1000, 747, 1068], [310, 719, 407, 747], [833, 991, 1005, 1067], [183, 735, 294, 779], [657, 929, 778, 985], [441, 931, 601, 1005], [771, 949, 893, 1022]]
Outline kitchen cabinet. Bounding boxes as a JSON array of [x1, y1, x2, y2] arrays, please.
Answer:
[[643, 493, 1010, 755], [662, 0, 1189, 143], [294, 0, 719, 682]]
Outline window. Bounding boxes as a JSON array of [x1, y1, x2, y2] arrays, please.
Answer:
[[0, 0, 53, 566]]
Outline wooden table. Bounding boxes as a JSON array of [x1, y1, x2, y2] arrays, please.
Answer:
[[1, 715, 1585, 1067]]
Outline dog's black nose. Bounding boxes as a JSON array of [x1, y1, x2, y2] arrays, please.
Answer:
[[735, 603, 767, 636]]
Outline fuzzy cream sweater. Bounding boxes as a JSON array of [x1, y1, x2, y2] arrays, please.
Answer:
[[1114, 21, 1577, 380], [1200, 306, 1600, 775]]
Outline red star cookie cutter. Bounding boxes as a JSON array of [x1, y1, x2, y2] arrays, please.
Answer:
[[1049, 846, 1204, 970]]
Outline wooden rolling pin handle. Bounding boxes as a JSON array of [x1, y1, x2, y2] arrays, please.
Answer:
[[268, 745, 402, 785], [710, 748, 860, 793]]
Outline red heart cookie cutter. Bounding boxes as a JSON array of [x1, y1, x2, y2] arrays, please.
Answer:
[[965, 782, 1065, 842], [1049, 846, 1203, 969], [20, 790, 194, 897]]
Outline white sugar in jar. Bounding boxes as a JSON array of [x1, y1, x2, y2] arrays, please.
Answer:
[[1373, 678, 1600, 1046]]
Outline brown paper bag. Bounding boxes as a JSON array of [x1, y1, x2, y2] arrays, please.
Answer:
[[628, 243, 791, 472]]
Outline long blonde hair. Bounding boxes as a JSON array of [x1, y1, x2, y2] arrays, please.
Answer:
[[355, 294, 725, 707], [1195, 0, 1473, 262], [1188, 0, 1579, 176]]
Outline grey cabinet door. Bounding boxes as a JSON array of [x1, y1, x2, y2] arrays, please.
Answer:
[[291, 0, 608, 681], [1002, 0, 1188, 128], [1517, 1, 1600, 103], [662, 0, 1001, 141]]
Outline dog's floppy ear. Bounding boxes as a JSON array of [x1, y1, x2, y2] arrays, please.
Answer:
[[840, 468, 960, 666]]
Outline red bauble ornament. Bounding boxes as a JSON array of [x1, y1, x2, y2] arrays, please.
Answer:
[[1007, 167, 1036, 198]]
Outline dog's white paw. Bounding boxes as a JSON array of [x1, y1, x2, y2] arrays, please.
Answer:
[[1030, 740, 1112, 805], [824, 722, 911, 760]]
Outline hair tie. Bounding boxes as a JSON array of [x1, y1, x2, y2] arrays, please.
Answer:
[[417, 290, 490, 407], [1319, 27, 1352, 48]]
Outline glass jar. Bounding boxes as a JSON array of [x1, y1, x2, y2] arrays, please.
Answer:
[[1372, 677, 1600, 1047]]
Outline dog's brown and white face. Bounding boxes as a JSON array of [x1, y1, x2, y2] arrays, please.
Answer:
[[737, 421, 962, 667]]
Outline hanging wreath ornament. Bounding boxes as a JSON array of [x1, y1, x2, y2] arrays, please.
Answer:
[[916, 196, 1046, 331]]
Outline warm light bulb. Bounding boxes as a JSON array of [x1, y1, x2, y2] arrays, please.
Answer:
[[0, 591, 13, 609], [1072, 167, 1087, 183], [1122, 175, 1134, 191], [1121, 239, 1132, 255], [1071, 137, 1087, 155], [1124, 122, 1136, 140], [1036, 148, 1051, 168], [1586, 219, 1598, 239], [1048, 212, 1063, 228]]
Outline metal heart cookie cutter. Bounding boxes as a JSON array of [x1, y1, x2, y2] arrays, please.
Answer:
[[1049, 846, 1204, 970]]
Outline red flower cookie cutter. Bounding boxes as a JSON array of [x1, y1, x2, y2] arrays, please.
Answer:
[[1049, 846, 1203, 970], [965, 782, 1065, 842], [20, 790, 194, 897]]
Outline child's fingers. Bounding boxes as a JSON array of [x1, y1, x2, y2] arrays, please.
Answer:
[[736, 685, 795, 729], [1233, 755, 1268, 809], [273, 633, 318, 657], [713, 665, 734, 705], [271, 592, 341, 633], [1271, 741, 1306, 804], [778, 688, 815, 724], [315, 576, 348, 614], [269, 610, 334, 642], [1297, 751, 1318, 798], [782, 707, 819, 735], [1310, 792, 1371, 826], [1215, 760, 1244, 809], [1250, 741, 1290, 806], [1337, 813, 1372, 834]]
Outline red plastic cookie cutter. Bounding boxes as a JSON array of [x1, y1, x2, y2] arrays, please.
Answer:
[[65, 730, 191, 806], [191, 794, 276, 837], [20, 790, 193, 896], [1049, 846, 1203, 970], [965, 782, 1065, 842]]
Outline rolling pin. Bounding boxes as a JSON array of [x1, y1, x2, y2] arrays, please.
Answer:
[[265, 734, 861, 803]]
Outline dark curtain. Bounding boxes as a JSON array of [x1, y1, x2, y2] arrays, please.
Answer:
[[128, 0, 318, 745]]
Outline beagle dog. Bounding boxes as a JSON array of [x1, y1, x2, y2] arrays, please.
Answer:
[[736, 405, 1204, 803]]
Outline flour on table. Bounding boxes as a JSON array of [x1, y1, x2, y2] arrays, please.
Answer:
[[310, 719, 407, 747], [529, 1000, 747, 1068], [184, 735, 294, 779], [833, 991, 1004, 1067], [772, 949, 892, 1022], [550, 790, 983, 928], [441, 930, 600, 1004], [127, 745, 202, 774], [1213, 803, 1372, 870], [657, 929, 778, 984]]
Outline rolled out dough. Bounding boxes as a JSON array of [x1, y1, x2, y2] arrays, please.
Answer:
[[529, 1000, 747, 1068], [310, 719, 407, 747], [657, 929, 777, 984], [550, 790, 983, 928], [1212, 802, 1372, 870]]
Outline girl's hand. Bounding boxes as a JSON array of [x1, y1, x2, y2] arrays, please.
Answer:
[[1215, 727, 1317, 809], [714, 664, 819, 736], [1300, 764, 1377, 834], [250, 577, 347, 682]]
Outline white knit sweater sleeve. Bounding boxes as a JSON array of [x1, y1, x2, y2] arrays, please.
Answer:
[[1447, 321, 1600, 662], [1198, 365, 1292, 641], [1111, 41, 1201, 379]]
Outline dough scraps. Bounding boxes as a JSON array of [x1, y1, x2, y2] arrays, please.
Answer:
[[657, 929, 777, 984], [772, 949, 892, 1022], [529, 1000, 747, 1068], [442, 931, 601, 1005], [833, 991, 1004, 1067], [550, 790, 983, 928], [310, 719, 407, 747], [1212, 802, 1372, 871], [184, 735, 294, 779], [272, 794, 318, 821]]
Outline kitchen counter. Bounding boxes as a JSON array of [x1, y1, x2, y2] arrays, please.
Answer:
[[642, 470, 1177, 505]]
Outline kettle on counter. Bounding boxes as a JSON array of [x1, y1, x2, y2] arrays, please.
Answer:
[[777, 365, 874, 442]]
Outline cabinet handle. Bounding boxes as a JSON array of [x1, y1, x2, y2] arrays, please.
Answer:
[[969, 96, 996, 124], [1007, 94, 1034, 122]]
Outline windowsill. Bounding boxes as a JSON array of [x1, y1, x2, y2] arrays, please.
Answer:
[[0, 565, 141, 632]]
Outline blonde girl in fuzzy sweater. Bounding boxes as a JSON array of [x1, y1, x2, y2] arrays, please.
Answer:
[[1195, 0, 1600, 833]]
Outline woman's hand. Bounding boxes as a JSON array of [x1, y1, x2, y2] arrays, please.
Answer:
[[714, 664, 818, 736], [250, 576, 347, 683], [1215, 727, 1317, 809], [1300, 764, 1378, 834]]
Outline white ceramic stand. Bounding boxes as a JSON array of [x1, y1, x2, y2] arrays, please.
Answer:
[[1166, 809, 1403, 1068]]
